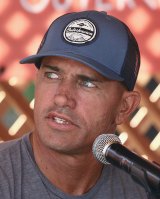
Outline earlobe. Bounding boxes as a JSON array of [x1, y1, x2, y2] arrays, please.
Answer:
[[116, 91, 141, 125]]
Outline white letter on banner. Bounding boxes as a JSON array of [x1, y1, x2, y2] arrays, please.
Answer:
[[52, 0, 72, 11], [95, 0, 112, 11], [20, 0, 50, 14], [116, 0, 136, 10]]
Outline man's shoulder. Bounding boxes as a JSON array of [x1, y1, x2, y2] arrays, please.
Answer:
[[0, 133, 30, 160], [0, 137, 22, 153], [0, 133, 32, 180]]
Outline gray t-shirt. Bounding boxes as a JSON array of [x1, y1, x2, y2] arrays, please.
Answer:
[[0, 133, 148, 199]]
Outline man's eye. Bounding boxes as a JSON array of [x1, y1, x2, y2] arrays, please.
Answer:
[[81, 80, 96, 88], [45, 72, 59, 79]]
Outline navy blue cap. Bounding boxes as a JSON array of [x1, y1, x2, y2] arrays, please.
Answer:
[[20, 10, 140, 90]]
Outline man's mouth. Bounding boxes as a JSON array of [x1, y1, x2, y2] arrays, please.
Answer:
[[45, 111, 80, 131], [46, 113, 75, 126]]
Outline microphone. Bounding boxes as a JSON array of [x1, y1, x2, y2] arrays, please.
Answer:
[[92, 134, 160, 197]]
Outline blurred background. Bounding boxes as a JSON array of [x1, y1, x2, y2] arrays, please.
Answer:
[[0, 0, 160, 163]]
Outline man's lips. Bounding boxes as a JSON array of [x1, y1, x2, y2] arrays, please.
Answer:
[[46, 112, 78, 127]]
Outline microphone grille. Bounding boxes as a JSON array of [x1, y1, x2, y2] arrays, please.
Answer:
[[92, 134, 121, 165]]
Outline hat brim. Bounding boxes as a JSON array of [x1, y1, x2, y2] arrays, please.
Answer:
[[20, 51, 124, 82]]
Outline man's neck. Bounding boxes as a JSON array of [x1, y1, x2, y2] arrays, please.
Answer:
[[30, 133, 103, 195]]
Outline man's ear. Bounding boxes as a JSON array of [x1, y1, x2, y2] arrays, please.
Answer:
[[116, 91, 141, 125]]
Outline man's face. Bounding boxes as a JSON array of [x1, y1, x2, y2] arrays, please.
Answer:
[[33, 56, 125, 155]]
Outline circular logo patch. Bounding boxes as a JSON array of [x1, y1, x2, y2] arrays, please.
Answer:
[[63, 19, 96, 44]]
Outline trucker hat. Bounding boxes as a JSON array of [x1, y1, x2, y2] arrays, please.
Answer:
[[20, 10, 140, 90]]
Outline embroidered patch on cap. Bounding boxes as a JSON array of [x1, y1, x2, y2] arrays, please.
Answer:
[[63, 19, 96, 44]]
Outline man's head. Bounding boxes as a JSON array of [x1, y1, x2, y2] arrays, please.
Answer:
[[31, 56, 140, 154], [20, 10, 140, 91], [20, 11, 141, 154]]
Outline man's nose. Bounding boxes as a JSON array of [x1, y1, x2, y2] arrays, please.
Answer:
[[54, 80, 76, 109]]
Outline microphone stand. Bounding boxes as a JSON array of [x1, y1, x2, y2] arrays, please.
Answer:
[[127, 167, 160, 199], [143, 169, 160, 199], [147, 192, 159, 199], [124, 157, 160, 199]]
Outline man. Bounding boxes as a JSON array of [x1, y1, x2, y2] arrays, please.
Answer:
[[0, 11, 148, 198]]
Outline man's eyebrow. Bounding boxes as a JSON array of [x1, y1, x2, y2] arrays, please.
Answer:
[[41, 64, 60, 72], [77, 74, 102, 82]]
